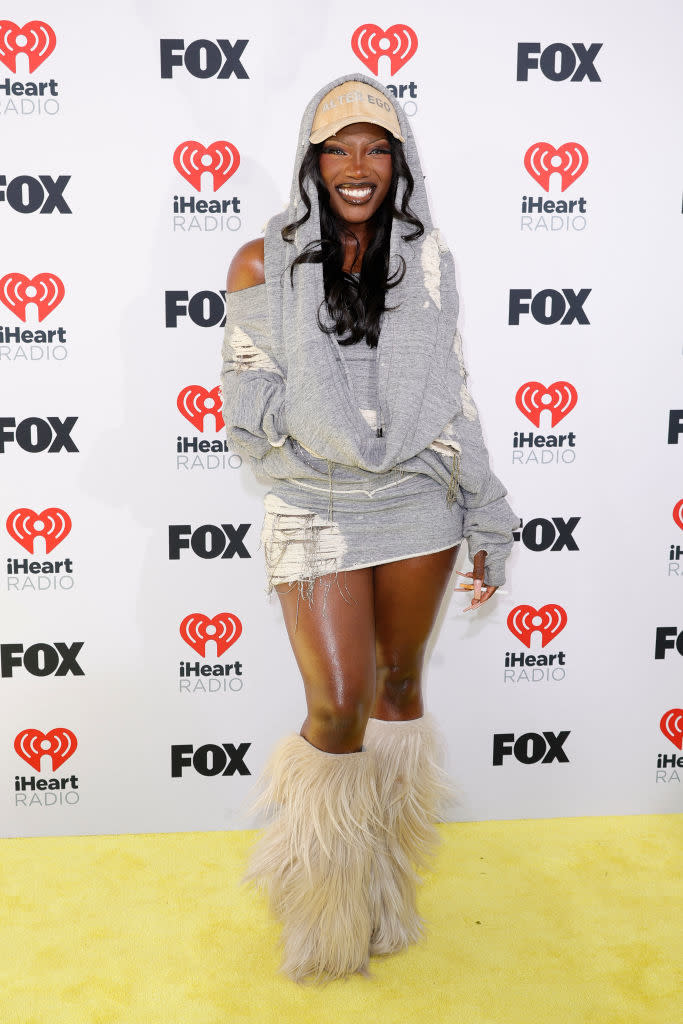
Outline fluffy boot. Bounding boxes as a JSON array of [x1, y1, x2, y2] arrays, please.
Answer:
[[244, 733, 380, 982], [364, 714, 454, 956]]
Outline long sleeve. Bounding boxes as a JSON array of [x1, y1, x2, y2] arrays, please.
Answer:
[[428, 328, 520, 587], [220, 284, 288, 461]]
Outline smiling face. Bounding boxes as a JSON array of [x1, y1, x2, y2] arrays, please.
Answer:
[[318, 121, 393, 230]]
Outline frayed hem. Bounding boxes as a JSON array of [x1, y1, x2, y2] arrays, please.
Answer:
[[268, 571, 356, 631], [261, 494, 351, 630]]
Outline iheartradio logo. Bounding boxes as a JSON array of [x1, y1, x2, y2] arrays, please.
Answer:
[[0, 272, 64, 322], [516, 381, 577, 428], [660, 709, 683, 750], [524, 143, 588, 193], [507, 604, 567, 648], [179, 612, 242, 657], [177, 385, 224, 432], [14, 727, 77, 771], [6, 507, 71, 554], [673, 500, 683, 532], [351, 23, 418, 76], [0, 20, 56, 73], [173, 141, 240, 193]]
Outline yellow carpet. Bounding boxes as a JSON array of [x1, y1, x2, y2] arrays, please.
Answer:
[[1, 815, 681, 1024]]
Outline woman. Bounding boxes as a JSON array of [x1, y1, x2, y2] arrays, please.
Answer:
[[220, 73, 519, 982]]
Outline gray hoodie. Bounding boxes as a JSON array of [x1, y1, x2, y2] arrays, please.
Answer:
[[220, 72, 520, 586]]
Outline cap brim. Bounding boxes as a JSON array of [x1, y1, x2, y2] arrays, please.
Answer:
[[310, 115, 404, 145]]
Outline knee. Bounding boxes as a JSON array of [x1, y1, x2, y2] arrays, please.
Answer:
[[376, 660, 422, 713], [306, 689, 373, 752]]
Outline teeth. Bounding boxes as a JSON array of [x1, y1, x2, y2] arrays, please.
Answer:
[[338, 186, 373, 199]]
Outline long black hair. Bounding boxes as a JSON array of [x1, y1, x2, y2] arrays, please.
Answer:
[[281, 135, 424, 348]]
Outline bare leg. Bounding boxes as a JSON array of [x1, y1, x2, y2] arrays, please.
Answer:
[[275, 568, 376, 752], [372, 545, 460, 720]]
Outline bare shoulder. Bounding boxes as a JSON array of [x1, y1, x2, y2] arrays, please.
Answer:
[[226, 238, 265, 293]]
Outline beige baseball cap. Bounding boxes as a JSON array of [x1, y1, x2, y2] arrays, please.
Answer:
[[309, 81, 404, 145]]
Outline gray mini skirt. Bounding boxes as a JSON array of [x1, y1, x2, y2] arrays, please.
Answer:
[[260, 471, 463, 603]]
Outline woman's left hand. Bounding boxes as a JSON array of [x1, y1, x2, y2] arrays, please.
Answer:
[[455, 551, 498, 611]]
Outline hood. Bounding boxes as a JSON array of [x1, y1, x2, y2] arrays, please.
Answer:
[[286, 71, 435, 239]]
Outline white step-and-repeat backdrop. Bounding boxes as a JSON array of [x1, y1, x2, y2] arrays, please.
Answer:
[[2, 0, 682, 838]]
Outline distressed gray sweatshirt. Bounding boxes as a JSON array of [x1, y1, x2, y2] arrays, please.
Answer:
[[220, 72, 520, 587]]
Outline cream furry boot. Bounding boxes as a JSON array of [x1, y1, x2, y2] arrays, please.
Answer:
[[363, 714, 453, 956], [244, 733, 379, 982]]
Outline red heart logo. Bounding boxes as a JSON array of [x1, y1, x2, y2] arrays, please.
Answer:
[[179, 612, 243, 657], [0, 20, 56, 73], [173, 141, 240, 193], [524, 142, 589, 193], [177, 385, 224, 433], [507, 604, 567, 648], [0, 272, 65, 322], [14, 728, 77, 771], [673, 500, 683, 532], [660, 709, 683, 750], [351, 23, 418, 76], [515, 381, 578, 428], [6, 507, 71, 554]]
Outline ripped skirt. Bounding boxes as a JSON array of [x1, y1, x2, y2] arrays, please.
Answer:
[[259, 461, 463, 608]]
